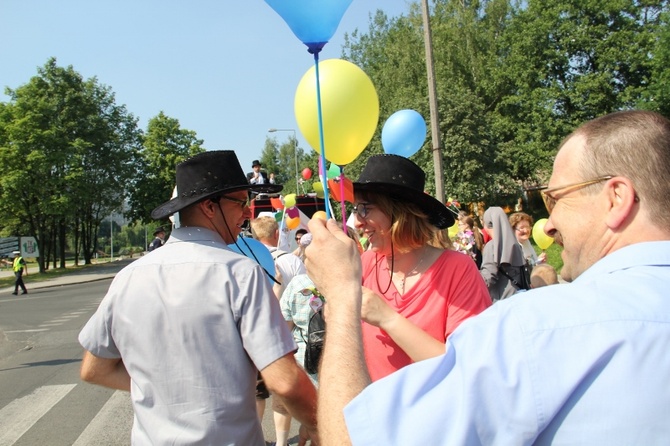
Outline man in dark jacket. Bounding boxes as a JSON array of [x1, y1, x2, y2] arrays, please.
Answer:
[[148, 227, 166, 252], [246, 160, 269, 185]]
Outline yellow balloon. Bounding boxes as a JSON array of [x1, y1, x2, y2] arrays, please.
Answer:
[[286, 216, 301, 230], [312, 181, 325, 198], [447, 221, 459, 239], [284, 193, 297, 208], [532, 218, 554, 250], [312, 210, 327, 221], [294, 59, 379, 166]]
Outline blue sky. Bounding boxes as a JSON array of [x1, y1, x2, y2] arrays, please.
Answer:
[[1, 0, 411, 177]]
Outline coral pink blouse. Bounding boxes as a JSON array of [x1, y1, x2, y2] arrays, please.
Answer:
[[361, 249, 491, 381]]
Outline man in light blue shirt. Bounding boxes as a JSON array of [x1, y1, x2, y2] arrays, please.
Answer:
[[305, 110, 670, 445]]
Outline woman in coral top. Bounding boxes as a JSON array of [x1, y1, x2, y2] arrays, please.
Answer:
[[353, 155, 491, 381]]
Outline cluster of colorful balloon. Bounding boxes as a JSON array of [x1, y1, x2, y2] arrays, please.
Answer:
[[265, 0, 429, 221]]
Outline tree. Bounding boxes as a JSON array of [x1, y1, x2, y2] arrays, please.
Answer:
[[341, 4, 511, 204], [0, 58, 142, 270], [340, 0, 668, 212], [494, 0, 669, 184], [261, 135, 307, 196], [126, 112, 204, 225], [643, 7, 670, 115]]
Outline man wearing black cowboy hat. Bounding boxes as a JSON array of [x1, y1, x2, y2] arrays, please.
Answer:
[[78, 151, 318, 445], [247, 159, 270, 185], [147, 226, 167, 252]]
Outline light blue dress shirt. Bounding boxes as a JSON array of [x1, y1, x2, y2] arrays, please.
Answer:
[[345, 241, 670, 445]]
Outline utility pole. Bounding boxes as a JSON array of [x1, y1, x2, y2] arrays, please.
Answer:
[[421, 0, 445, 203]]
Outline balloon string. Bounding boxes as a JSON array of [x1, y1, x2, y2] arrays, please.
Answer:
[[314, 51, 332, 220], [339, 166, 346, 232], [278, 202, 286, 233]]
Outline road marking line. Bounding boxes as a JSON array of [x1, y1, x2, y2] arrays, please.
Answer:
[[72, 390, 133, 446], [4, 329, 49, 333], [49, 319, 69, 323], [0, 384, 76, 446]]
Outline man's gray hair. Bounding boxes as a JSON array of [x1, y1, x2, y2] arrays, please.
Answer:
[[564, 110, 670, 227]]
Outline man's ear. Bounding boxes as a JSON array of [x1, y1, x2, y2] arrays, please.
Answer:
[[604, 177, 638, 230], [197, 199, 218, 219]]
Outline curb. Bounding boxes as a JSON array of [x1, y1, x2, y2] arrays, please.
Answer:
[[0, 258, 136, 295]]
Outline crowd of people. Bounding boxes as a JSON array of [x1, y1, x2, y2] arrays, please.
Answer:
[[78, 110, 670, 445]]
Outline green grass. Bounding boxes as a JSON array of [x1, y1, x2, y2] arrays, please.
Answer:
[[532, 241, 563, 273]]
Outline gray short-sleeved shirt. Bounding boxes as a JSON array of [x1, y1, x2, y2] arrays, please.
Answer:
[[79, 227, 296, 445]]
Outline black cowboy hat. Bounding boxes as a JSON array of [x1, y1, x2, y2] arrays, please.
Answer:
[[353, 154, 454, 229], [251, 160, 262, 167], [151, 151, 282, 220], [153, 226, 166, 236]]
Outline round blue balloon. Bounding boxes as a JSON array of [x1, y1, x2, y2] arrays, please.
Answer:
[[381, 109, 427, 158], [264, 0, 353, 53], [228, 237, 275, 285]]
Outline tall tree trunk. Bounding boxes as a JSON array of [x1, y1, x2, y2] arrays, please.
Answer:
[[59, 219, 66, 269]]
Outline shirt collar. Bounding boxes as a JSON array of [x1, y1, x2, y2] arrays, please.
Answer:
[[576, 241, 670, 283], [165, 226, 226, 246]]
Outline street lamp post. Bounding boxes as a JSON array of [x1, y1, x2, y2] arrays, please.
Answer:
[[268, 128, 299, 195]]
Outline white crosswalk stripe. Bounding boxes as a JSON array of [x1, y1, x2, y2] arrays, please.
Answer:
[[72, 390, 133, 445], [0, 384, 76, 446], [0, 385, 133, 446]]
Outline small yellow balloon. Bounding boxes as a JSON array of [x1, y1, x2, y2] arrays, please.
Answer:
[[532, 218, 554, 250], [447, 221, 459, 239], [295, 59, 379, 166], [312, 211, 327, 221], [286, 216, 300, 230], [312, 181, 325, 198], [284, 193, 297, 209]]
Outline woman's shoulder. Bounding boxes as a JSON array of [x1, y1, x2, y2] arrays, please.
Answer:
[[435, 248, 481, 271]]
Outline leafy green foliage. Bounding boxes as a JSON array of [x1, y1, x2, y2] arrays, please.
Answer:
[[340, 0, 669, 214], [0, 58, 141, 269], [126, 111, 204, 225], [261, 134, 308, 196]]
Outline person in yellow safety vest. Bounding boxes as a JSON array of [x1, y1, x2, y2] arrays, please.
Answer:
[[12, 250, 28, 295]]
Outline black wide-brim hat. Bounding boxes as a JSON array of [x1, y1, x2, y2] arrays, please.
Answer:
[[151, 151, 282, 220], [353, 154, 454, 229]]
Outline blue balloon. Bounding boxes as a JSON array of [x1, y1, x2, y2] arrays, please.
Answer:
[[264, 0, 353, 53], [381, 109, 427, 158], [228, 237, 275, 285]]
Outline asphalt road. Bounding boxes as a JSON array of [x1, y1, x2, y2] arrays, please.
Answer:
[[0, 263, 300, 445]]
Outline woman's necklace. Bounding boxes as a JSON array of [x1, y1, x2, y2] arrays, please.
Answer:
[[390, 252, 426, 295]]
